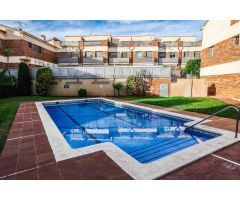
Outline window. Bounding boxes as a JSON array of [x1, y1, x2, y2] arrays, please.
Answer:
[[194, 51, 200, 58], [95, 51, 102, 58], [234, 35, 239, 45], [71, 53, 78, 58], [85, 52, 92, 58], [109, 52, 118, 58], [59, 52, 68, 58], [33, 45, 41, 53], [28, 42, 32, 48], [0, 40, 2, 48], [159, 52, 166, 58], [183, 51, 190, 58], [170, 52, 176, 58], [135, 51, 142, 58], [122, 52, 128, 58], [146, 52, 153, 58], [210, 46, 214, 57]]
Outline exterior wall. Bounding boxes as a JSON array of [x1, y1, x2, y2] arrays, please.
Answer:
[[170, 79, 208, 97], [200, 20, 240, 99], [203, 74, 240, 99], [147, 78, 171, 96], [201, 20, 240, 49], [31, 77, 170, 97], [201, 36, 240, 68]]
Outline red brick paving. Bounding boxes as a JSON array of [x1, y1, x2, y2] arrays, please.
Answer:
[[0, 100, 239, 180]]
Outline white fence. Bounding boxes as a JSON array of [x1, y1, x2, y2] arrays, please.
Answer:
[[2, 66, 171, 79]]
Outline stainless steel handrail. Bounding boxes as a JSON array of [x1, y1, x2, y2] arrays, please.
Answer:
[[186, 105, 240, 138]]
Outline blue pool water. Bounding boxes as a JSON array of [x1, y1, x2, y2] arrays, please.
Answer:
[[44, 99, 219, 163]]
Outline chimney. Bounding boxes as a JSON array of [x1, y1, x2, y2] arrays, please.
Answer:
[[41, 35, 46, 41]]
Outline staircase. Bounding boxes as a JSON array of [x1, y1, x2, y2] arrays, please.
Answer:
[[129, 138, 197, 163]]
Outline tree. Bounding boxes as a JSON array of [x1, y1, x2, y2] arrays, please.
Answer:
[[183, 58, 201, 77], [18, 62, 31, 96], [113, 82, 123, 96], [35, 67, 52, 96], [126, 70, 151, 96], [2, 49, 15, 77]]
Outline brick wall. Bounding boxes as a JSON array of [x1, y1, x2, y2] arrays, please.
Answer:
[[1, 39, 58, 64], [201, 36, 240, 68], [147, 78, 171, 96], [203, 73, 240, 99]]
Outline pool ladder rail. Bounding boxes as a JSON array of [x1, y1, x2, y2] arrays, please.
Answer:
[[185, 105, 240, 138]]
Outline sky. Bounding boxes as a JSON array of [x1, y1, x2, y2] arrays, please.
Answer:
[[0, 20, 205, 41]]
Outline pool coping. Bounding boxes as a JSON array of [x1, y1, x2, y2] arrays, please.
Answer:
[[35, 98, 240, 180]]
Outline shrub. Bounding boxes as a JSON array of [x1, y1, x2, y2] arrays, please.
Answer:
[[112, 82, 123, 96], [78, 88, 87, 97], [126, 70, 151, 96], [17, 62, 31, 96], [0, 70, 16, 97], [35, 67, 52, 96], [183, 58, 201, 77]]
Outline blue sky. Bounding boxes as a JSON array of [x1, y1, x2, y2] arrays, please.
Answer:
[[0, 20, 205, 41]]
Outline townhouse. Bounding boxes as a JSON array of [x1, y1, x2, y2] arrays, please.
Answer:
[[200, 20, 240, 99], [0, 24, 59, 69], [58, 35, 202, 71], [0, 24, 201, 72]]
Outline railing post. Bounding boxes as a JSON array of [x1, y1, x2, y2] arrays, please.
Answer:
[[235, 111, 240, 138]]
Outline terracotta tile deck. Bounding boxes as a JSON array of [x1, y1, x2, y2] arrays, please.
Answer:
[[0, 100, 239, 180]]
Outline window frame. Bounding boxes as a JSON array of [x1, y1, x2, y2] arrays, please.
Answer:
[[210, 46, 214, 57], [169, 52, 176, 58], [159, 52, 166, 58], [135, 51, 142, 59]]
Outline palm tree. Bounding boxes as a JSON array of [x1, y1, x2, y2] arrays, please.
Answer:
[[2, 49, 15, 77], [113, 82, 123, 96]]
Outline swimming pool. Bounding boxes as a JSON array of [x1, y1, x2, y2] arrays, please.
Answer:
[[43, 99, 219, 163]]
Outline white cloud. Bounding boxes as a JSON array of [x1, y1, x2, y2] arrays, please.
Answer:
[[0, 20, 204, 40]]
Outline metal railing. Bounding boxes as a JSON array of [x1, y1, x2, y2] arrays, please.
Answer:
[[159, 58, 178, 63], [109, 58, 130, 63], [58, 57, 79, 64], [186, 105, 240, 138], [83, 57, 104, 63], [61, 41, 79, 46], [134, 58, 155, 63], [84, 41, 103, 46]]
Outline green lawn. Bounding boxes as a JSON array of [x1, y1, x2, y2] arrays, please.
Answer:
[[119, 96, 239, 119], [0, 96, 76, 153]]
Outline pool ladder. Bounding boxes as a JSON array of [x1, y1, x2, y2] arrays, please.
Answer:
[[185, 105, 240, 138]]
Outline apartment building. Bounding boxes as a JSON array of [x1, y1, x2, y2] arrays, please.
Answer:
[[0, 24, 59, 69], [0, 24, 201, 74], [58, 35, 201, 71], [200, 20, 240, 99]]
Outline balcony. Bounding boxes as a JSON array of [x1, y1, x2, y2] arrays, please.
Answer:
[[159, 58, 178, 64], [109, 57, 130, 64], [83, 57, 104, 64], [183, 41, 202, 47], [182, 57, 193, 63], [58, 57, 79, 65], [84, 41, 103, 46], [159, 42, 178, 47], [61, 41, 79, 46], [134, 58, 155, 63]]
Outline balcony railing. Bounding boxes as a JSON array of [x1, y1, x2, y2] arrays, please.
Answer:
[[109, 58, 130, 64], [83, 57, 104, 63], [58, 57, 79, 64], [61, 41, 79, 46], [159, 42, 178, 47], [84, 41, 103, 46], [159, 58, 178, 63], [134, 58, 155, 63], [183, 41, 202, 47]]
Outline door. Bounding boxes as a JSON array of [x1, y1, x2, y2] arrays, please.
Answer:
[[159, 83, 169, 97]]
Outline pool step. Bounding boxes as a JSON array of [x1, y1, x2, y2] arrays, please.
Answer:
[[129, 138, 197, 163]]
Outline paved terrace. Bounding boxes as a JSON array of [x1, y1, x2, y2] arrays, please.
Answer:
[[0, 100, 239, 180]]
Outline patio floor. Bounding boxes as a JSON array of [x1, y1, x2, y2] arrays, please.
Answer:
[[0, 100, 239, 180]]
